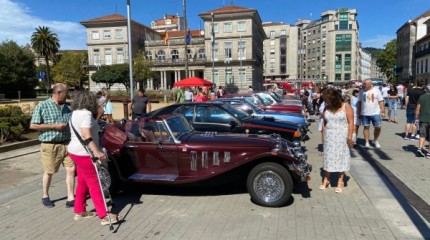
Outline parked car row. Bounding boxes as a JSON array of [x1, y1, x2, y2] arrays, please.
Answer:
[[99, 91, 312, 207]]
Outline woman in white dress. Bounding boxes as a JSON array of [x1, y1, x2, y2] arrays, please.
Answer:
[[320, 88, 354, 193]]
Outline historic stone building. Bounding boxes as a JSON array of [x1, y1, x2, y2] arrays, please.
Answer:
[[80, 14, 161, 90], [81, 6, 367, 91]]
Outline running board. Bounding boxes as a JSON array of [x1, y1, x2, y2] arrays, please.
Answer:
[[128, 173, 178, 181]]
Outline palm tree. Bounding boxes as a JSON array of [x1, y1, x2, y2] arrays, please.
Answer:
[[31, 26, 60, 91]]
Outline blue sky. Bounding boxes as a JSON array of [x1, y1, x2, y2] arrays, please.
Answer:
[[2, 0, 429, 50]]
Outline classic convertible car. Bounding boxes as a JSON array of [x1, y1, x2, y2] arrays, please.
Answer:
[[143, 102, 307, 141], [100, 115, 312, 207]]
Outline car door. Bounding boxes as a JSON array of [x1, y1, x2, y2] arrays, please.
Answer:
[[125, 121, 179, 179], [193, 105, 242, 133]]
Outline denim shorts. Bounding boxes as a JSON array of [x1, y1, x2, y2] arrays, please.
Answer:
[[361, 114, 382, 127], [406, 109, 416, 124]]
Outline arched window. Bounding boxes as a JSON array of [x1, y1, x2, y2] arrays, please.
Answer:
[[157, 50, 165, 61], [146, 51, 153, 60], [171, 50, 179, 62], [198, 49, 205, 59]]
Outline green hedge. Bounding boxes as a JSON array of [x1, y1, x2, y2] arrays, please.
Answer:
[[0, 105, 31, 143]]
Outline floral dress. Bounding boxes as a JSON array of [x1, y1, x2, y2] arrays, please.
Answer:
[[323, 104, 350, 172]]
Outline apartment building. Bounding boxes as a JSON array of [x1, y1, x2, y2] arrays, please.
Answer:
[[80, 14, 160, 90], [199, 5, 266, 92], [297, 8, 360, 83], [415, 19, 430, 83], [358, 48, 371, 81], [262, 22, 299, 81], [396, 10, 430, 83]]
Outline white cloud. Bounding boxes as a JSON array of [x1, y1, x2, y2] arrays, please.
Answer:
[[361, 35, 396, 49], [0, 0, 86, 50]]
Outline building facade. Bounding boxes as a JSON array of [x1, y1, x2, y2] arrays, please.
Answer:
[[297, 8, 360, 83], [358, 47, 371, 81], [415, 19, 430, 83], [262, 22, 299, 81], [396, 10, 430, 83], [81, 6, 365, 92], [80, 14, 160, 90]]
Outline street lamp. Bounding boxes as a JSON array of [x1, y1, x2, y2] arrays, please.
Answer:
[[126, 0, 134, 100]]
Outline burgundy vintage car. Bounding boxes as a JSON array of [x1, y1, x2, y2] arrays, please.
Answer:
[[100, 115, 312, 207], [222, 93, 303, 114]]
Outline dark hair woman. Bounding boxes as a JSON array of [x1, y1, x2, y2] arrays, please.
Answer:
[[67, 90, 121, 225], [320, 88, 354, 193]]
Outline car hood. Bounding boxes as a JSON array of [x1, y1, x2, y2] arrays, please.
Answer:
[[252, 112, 307, 125], [241, 117, 300, 129]]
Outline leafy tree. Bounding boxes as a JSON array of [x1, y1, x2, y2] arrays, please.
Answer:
[[91, 64, 129, 90], [376, 39, 397, 83], [0, 40, 37, 98], [51, 51, 88, 88], [31, 26, 60, 91], [133, 49, 154, 89]]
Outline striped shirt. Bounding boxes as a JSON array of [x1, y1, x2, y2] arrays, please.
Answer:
[[31, 98, 72, 142]]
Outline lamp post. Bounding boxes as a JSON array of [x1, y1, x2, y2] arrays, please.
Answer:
[[126, 0, 134, 100], [239, 34, 243, 93], [183, 0, 188, 78], [211, 12, 215, 88]]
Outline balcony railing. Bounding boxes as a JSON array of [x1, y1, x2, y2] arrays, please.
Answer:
[[145, 38, 205, 47], [415, 47, 430, 58]]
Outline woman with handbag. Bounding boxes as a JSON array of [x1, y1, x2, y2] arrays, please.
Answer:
[[67, 90, 121, 225]]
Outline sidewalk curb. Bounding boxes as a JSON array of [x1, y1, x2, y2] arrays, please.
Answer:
[[0, 140, 39, 154]]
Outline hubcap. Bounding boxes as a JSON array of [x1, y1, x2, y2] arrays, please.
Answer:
[[253, 170, 285, 203]]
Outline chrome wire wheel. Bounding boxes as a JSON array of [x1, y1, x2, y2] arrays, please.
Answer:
[[253, 170, 285, 203]]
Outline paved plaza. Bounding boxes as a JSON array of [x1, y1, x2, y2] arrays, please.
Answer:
[[0, 109, 430, 239]]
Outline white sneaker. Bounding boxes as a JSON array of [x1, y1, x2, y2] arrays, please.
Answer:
[[364, 142, 370, 148], [352, 133, 357, 143], [374, 141, 381, 149]]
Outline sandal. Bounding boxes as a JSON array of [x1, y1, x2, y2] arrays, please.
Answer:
[[74, 211, 97, 221], [319, 178, 330, 190], [101, 213, 122, 226], [335, 181, 344, 193]]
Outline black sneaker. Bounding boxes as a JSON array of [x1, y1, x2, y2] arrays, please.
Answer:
[[65, 200, 75, 208], [417, 148, 426, 157], [42, 197, 55, 208]]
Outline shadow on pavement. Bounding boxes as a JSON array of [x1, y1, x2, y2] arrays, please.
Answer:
[[354, 145, 430, 237]]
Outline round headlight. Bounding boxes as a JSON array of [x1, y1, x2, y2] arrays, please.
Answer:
[[292, 140, 301, 148]]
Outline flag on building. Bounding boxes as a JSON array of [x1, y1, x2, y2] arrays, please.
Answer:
[[211, 12, 215, 45], [186, 29, 192, 45], [164, 31, 169, 45]]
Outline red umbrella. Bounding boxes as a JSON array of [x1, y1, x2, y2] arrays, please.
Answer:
[[173, 77, 213, 87]]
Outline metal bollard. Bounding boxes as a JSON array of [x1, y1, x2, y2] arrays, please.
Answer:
[[122, 99, 130, 120]]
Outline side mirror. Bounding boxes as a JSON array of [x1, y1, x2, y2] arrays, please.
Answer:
[[229, 120, 237, 128]]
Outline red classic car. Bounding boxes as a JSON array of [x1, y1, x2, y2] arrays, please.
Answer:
[[222, 93, 303, 114], [100, 115, 312, 207]]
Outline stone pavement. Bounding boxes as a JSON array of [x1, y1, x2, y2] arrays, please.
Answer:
[[0, 109, 430, 239]]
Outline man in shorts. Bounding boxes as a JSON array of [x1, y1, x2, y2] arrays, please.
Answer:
[[357, 79, 385, 148], [404, 82, 425, 140], [30, 83, 75, 208], [415, 84, 430, 157]]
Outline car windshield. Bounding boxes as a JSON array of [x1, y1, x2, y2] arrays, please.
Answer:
[[256, 93, 275, 105], [165, 116, 193, 138], [222, 104, 250, 120], [267, 92, 281, 103], [243, 99, 264, 112]]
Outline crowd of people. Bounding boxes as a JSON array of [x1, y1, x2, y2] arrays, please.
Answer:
[[308, 79, 430, 193]]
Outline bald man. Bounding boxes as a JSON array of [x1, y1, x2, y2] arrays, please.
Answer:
[[357, 79, 385, 148], [30, 83, 75, 208]]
